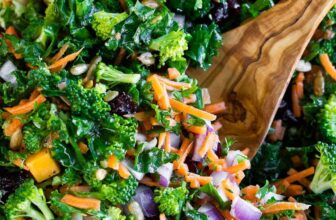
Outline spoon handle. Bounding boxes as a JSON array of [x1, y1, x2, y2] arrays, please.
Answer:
[[189, 0, 335, 157]]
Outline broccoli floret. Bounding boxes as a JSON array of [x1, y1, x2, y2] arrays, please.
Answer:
[[65, 80, 111, 121], [154, 182, 188, 216], [95, 62, 141, 87], [319, 95, 336, 143], [103, 207, 126, 220], [23, 124, 46, 154], [310, 142, 336, 194], [149, 31, 188, 66], [4, 179, 54, 220], [91, 11, 128, 40]]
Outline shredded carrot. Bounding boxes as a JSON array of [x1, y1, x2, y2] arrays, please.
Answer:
[[164, 132, 171, 152], [287, 168, 311, 189], [282, 167, 315, 184], [233, 170, 245, 184], [212, 121, 223, 131], [5, 26, 22, 59], [29, 89, 41, 101], [295, 72, 305, 99], [189, 178, 200, 188], [118, 163, 130, 179], [61, 194, 101, 210], [221, 179, 236, 200], [4, 118, 23, 136], [148, 75, 165, 100], [78, 142, 89, 154], [48, 48, 83, 72], [198, 132, 216, 158], [159, 84, 170, 110], [224, 160, 251, 174], [107, 155, 119, 170], [292, 84, 302, 118], [285, 184, 304, 197], [276, 180, 290, 194], [167, 68, 180, 80], [186, 173, 212, 186], [170, 98, 217, 121], [159, 213, 167, 220], [176, 163, 189, 176], [184, 124, 207, 134], [262, 202, 310, 215], [207, 149, 219, 162], [158, 132, 166, 149], [155, 74, 191, 89], [174, 139, 192, 169], [291, 155, 302, 167], [241, 185, 259, 202], [320, 53, 336, 80], [150, 117, 160, 126], [205, 101, 226, 114], [50, 44, 69, 63], [4, 95, 46, 115], [142, 120, 152, 131]]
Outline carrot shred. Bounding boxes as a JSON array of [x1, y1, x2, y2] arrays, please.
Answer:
[[295, 72, 305, 99], [176, 163, 189, 176], [48, 48, 83, 71], [189, 178, 200, 188], [50, 44, 69, 63], [262, 202, 310, 215], [107, 155, 119, 170], [320, 53, 336, 80], [164, 132, 171, 152], [158, 132, 166, 149], [118, 163, 130, 179], [174, 139, 192, 169], [4, 94, 46, 115], [170, 98, 217, 121], [159, 84, 170, 110], [205, 101, 226, 114], [233, 170, 245, 184], [184, 124, 207, 134], [155, 74, 191, 89], [292, 84, 302, 118], [224, 160, 251, 174], [282, 167, 315, 184], [241, 185, 259, 202], [61, 194, 101, 211], [167, 68, 180, 80], [198, 132, 216, 158], [148, 75, 165, 100], [207, 149, 219, 162], [285, 184, 304, 197], [287, 168, 311, 189], [4, 118, 23, 136], [276, 180, 290, 194], [221, 179, 235, 200]]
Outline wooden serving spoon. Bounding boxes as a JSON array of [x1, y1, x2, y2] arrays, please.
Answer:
[[188, 0, 335, 158]]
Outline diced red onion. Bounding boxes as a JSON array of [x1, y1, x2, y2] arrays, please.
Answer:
[[226, 150, 244, 166], [136, 133, 147, 143], [192, 133, 207, 161], [133, 186, 159, 217], [157, 163, 173, 187], [216, 186, 229, 203], [122, 159, 145, 180], [0, 60, 17, 85], [198, 204, 224, 220], [230, 197, 262, 220], [173, 14, 186, 28], [260, 192, 285, 205], [170, 133, 180, 148], [210, 171, 229, 186], [143, 138, 157, 151]]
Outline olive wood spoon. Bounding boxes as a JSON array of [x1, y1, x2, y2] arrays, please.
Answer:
[[188, 0, 335, 158]]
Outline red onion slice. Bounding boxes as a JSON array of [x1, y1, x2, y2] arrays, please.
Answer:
[[198, 204, 224, 220], [133, 186, 159, 217], [122, 159, 145, 181], [210, 171, 229, 186], [192, 133, 207, 161], [157, 163, 173, 187], [230, 197, 262, 220], [170, 132, 181, 148]]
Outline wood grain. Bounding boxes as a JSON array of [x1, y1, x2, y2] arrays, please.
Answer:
[[188, 0, 335, 158]]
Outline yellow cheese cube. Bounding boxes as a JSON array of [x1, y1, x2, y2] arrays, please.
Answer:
[[25, 148, 60, 183]]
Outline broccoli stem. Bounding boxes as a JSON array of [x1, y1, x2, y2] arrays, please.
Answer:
[[32, 197, 55, 220], [26, 208, 46, 220]]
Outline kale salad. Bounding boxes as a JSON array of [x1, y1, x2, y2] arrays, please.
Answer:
[[0, 0, 335, 220]]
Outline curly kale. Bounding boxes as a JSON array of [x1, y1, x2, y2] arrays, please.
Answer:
[[23, 124, 46, 154], [65, 80, 111, 121], [310, 142, 336, 194], [5, 179, 54, 220], [319, 94, 336, 143], [91, 11, 128, 40], [154, 182, 188, 216]]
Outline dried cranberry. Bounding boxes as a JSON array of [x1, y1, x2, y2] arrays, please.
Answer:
[[0, 169, 31, 202], [109, 91, 137, 115], [227, 0, 242, 15]]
